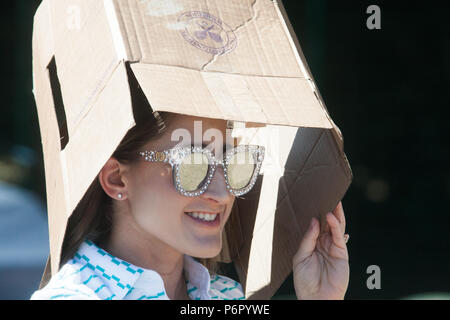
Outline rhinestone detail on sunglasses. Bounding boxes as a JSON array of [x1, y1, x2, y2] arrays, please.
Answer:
[[138, 145, 265, 197]]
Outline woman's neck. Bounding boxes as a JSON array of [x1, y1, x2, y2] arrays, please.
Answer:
[[102, 217, 189, 300]]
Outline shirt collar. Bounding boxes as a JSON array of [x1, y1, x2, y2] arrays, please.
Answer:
[[75, 240, 211, 300], [183, 254, 211, 299]]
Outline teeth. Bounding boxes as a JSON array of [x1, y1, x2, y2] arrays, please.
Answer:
[[186, 212, 218, 221]]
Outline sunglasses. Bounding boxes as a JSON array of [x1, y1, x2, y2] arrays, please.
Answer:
[[138, 145, 265, 197]]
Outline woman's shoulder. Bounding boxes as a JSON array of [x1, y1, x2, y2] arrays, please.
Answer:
[[208, 273, 245, 300], [30, 259, 100, 300]]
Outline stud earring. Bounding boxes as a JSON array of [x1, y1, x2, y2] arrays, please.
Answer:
[[117, 193, 123, 199]]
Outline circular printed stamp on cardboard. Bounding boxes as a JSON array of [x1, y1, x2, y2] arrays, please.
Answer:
[[177, 11, 237, 55]]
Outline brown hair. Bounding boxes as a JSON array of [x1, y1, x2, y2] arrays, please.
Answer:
[[60, 111, 220, 275]]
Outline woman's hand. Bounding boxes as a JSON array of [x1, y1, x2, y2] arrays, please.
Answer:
[[292, 201, 349, 300]]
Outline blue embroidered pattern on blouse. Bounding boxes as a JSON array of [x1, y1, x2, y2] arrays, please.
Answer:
[[30, 240, 245, 300]]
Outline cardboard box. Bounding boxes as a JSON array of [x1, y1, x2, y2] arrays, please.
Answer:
[[32, 0, 352, 299]]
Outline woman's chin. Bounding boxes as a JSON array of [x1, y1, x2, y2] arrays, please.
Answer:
[[188, 243, 222, 259]]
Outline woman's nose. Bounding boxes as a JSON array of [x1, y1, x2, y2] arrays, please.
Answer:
[[201, 165, 233, 203]]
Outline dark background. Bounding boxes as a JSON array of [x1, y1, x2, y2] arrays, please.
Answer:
[[0, 0, 449, 299]]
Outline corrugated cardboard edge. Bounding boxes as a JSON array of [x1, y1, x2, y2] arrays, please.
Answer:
[[32, 0, 65, 289]]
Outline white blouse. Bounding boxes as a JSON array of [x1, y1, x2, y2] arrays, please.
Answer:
[[30, 240, 245, 300]]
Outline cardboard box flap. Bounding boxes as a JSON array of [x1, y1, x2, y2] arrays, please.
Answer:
[[62, 61, 136, 219], [112, 0, 303, 77], [32, 0, 69, 278], [49, 0, 123, 141], [130, 62, 333, 128], [33, 0, 138, 275], [228, 125, 352, 299]]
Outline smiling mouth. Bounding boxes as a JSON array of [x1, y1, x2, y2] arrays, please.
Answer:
[[184, 211, 220, 226]]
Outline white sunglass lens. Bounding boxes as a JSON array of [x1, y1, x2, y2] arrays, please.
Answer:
[[178, 153, 209, 192], [227, 151, 256, 190]]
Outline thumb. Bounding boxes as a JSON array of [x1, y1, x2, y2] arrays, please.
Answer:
[[293, 217, 320, 266]]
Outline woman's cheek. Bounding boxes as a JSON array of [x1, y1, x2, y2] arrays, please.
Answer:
[[222, 199, 235, 225], [133, 176, 185, 227]]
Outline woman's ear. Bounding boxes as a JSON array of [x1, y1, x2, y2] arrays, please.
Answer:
[[98, 157, 128, 200]]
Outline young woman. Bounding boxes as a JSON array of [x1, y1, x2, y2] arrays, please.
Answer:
[[30, 111, 349, 300]]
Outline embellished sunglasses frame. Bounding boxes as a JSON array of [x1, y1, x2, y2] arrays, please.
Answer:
[[138, 145, 265, 197]]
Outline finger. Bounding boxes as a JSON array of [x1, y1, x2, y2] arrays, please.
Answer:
[[320, 212, 330, 234], [332, 201, 346, 234], [294, 217, 320, 265], [326, 212, 346, 250]]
